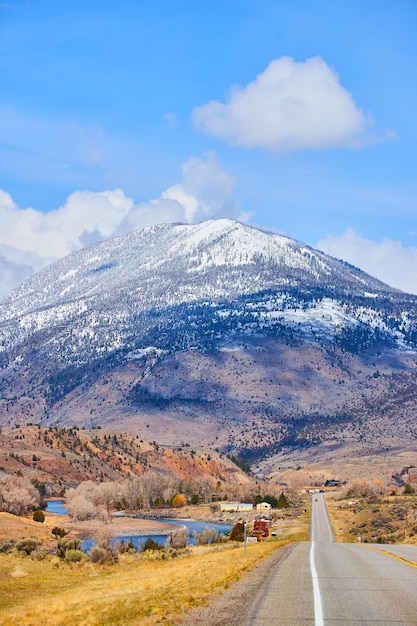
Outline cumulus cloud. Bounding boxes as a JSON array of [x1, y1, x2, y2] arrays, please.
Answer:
[[0, 153, 243, 298], [116, 152, 241, 234], [317, 228, 417, 295], [193, 56, 394, 152]]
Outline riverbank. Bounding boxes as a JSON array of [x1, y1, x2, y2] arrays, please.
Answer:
[[63, 514, 179, 539], [0, 500, 243, 548], [0, 510, 180, 547]]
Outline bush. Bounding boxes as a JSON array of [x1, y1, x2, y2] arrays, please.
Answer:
[[31, 549, 48, 561], [52, 526, 68, 539], [87, 526, 119, 564], [193, 528, 219, 545], [165, 528, 189, 549], [33, 510, 45, 523], [64, 549, 84, 563], [142, 537, 164, 552], [16, 538, 42, 555], [118, 538, 135, 553], [0, 540, 15, 553], [88, 545, 118, 564], [56, 537, 82, 558], [228, 522, 244, 542]]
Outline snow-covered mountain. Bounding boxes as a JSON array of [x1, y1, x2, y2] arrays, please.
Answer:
[[1, 219, 417, 476], [0, 219, 412, 356]]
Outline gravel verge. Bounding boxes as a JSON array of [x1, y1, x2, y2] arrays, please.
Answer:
[[176, 543, 295, 625]]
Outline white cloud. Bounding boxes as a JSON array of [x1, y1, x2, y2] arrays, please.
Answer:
[[0, 154, 243, 297], [193, 56, 394, 152], [116, 152, 241, 234], [0, 188, 133, 259], [317, 228, 417, 295]]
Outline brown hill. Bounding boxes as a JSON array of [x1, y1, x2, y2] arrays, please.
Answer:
[[0, 425, 252, 490], [3, 334, 417, 487], [14, 336, 416, 484]]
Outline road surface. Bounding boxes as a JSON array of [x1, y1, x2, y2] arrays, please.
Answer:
[[247, 493, 417, 625]]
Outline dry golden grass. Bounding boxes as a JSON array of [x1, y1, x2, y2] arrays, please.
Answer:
[[0, 540, 284, 625], [0, 512, 53, 544], [326, 492, 417, 544]]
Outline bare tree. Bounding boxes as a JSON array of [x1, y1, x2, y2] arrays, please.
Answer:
[[166, 527, 189, 549], [66, 483, 97, 521], [123, 477, 145, 511], [0, 473, 40, 515]]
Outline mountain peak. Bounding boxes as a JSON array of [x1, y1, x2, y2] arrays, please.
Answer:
[[1, 218, 417, 481], [0, 218, 396, 320]]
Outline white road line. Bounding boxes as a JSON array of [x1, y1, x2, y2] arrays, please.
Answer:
[[310, 541, 324, 626], [310, 497, 324, 626]]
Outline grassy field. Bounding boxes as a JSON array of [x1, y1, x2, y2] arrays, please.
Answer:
[[0, 539, 288, 625], [0, 498, 310, 625], [326, 492, 417, 544]]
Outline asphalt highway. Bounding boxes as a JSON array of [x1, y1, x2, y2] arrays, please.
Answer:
[[247, 493, 417, 625]]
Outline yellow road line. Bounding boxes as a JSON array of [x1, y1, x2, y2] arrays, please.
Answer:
[[362, 544, 417, 569]]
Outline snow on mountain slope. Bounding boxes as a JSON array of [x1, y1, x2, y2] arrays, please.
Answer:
[[0, 218, 416, 367], [0, 219, 395, 320], [2, 218, 417, 469]]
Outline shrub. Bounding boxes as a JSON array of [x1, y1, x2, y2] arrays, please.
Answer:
[[87, 526, 119, 564], [88, 545, 118, 564], [56, 537, 82, 558], [33, 510, 45, 523], [88, 546, 109, 563], [118, 538, 135, 553], [193, 528, 219, 545], [16, 538, 42, 555], [64, 549, 84, 563], [52, 526, 68, 539], [0, 540, 15, 553], [165, 528, 189, 549], [228, 522, 244, 542], [143, 537, 164, 552], [31, 549, 48, 561]]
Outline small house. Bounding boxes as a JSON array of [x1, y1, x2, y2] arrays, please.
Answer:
[[256, 501, 272, 513], [220, 502, 239, 513]]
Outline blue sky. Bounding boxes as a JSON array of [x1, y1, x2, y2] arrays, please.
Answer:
[[0, 0, 416, 296]]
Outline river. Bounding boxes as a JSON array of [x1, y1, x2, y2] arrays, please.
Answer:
[[46, 500, 233, 551]]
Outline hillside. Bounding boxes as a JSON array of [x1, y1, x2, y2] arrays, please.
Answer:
[[0, 425, 251, 489], [1, 219, 417, 482]]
